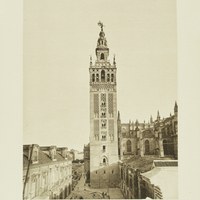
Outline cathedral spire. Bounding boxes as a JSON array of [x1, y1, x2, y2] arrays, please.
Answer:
[[157, 110, 160, 121], [174, 101, 178, 113]]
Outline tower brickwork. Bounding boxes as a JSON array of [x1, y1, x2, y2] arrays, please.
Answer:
[[89, 22, 119, 188]]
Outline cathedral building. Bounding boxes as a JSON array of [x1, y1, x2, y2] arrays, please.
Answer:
[[89, 22, 119, 188], [118, 102, 178, 160]]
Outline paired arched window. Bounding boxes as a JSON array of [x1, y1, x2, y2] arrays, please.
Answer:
[[127, 140, 132, 152], [145, 140, 150, 155], [107, 74, 110, 82], [92, 74, 95, 82], [101, 70, 105, 82], [96, 74, 99, 82], [111, 74, 114, 82]]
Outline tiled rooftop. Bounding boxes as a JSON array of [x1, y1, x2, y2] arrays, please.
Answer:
[[23, 145, 72, 168], [153, 160, 178, 167]]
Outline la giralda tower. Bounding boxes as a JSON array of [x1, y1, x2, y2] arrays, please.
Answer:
[[89, 22, 119, 188]]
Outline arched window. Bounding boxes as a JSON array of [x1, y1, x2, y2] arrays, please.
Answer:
[[102, 157, 108, 165], [101, 70, 105, 82], [111, 74, 114, 82], [163, 139, 173, 155], [100, 53, 104, 60], [127, 140, 132, 152], [96, 74, 99, 82], [145, 140, 150, 155], [92, 74, 95, 82], [107, 74, 110, 82]]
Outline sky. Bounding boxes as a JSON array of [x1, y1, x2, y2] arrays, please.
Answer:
[[23, 0, 177, 151]]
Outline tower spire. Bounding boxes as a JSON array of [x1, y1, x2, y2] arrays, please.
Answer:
[[98, 21, 104, 31], [174, 101, 178, 113], [96, 21, 109, 61]]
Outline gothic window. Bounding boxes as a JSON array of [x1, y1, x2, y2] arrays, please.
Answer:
[[96, 74, 99, 82], [163, 139, 172, 155], [100, 53, 104, 60], [101, 70, 105, 82], [92, 74, 95, 82], [103, 157, 107, 165], [107, 74, 110, 82], [111, 74, 114, 82], [145, 140, 150, 155], [127, 140, 132, 152]]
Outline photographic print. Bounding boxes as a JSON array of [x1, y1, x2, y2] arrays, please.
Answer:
[[23, 0, 178, 199]]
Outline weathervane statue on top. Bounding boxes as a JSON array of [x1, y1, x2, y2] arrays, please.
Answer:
[[98, 21, 104, 31]]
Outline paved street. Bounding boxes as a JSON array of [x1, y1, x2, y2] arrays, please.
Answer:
[[67, 171, 124, 199]]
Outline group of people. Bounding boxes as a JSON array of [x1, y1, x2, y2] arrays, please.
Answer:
[[101, 192, 110, 199]]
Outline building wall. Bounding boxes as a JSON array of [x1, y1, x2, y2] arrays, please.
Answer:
[[23, 161, 72, 200], [119, 163, 140, 199], [118, 105, 178, 160], [23, 145, 73, 200], [90, 163, 119, 188]]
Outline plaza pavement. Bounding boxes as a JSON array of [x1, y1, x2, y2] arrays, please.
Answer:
[[67, 173, 124, 199]]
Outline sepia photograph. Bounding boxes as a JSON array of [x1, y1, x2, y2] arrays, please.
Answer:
[[23, 0, 178, 199]]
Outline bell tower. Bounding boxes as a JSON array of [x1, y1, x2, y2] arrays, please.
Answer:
[[89, 22, 119, 188]]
